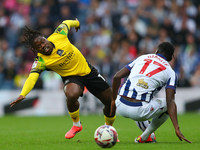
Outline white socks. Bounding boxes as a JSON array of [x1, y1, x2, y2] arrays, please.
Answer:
[[73, 120, 81, 127], [140, 113, 169, 140]]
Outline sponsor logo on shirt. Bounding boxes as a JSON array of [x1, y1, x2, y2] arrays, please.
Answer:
[[59, 50, 75, 67], [136, 79, 149, 89]]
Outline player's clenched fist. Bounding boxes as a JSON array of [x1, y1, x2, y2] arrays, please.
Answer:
[[75, 18, 80, 32]]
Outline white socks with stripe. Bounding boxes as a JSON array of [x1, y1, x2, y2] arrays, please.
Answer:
[[135, 113, 169, 140], [135, 120, 151, 132]]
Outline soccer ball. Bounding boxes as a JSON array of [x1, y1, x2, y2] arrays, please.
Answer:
[[94, 125, 118, 148]]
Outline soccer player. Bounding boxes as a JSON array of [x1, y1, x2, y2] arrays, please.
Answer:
[[9, 18, 116, 139], [110, 42, 191, 143]]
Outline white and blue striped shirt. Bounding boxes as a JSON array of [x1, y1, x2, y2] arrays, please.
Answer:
[[119, 53, 177, 102]]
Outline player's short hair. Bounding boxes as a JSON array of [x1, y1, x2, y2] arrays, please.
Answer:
[[21, 26, 43, 55], [157, 42, 175, 61]]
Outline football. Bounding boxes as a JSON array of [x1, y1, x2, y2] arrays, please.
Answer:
[[94, 125, 118, 148]]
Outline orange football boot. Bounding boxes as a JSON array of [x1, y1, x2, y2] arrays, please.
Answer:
[[65, 125, 83, 139]]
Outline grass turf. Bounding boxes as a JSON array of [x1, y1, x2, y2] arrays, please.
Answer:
[[0, 113, 199, 150]]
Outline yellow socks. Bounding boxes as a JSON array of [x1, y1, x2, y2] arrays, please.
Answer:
[[104, 115, 116, 126], [68, 110, 116, 127], [69, 109, 81, 127]]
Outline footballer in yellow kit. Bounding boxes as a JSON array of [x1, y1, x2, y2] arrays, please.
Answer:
[[9, 19, 117, 140]]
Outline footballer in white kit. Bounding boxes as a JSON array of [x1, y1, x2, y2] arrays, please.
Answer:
[[117, 53, 176, 120], [110, 42, 191, 143]]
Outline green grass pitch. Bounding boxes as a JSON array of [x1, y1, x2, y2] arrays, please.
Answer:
[[0, 113, 199, 150]]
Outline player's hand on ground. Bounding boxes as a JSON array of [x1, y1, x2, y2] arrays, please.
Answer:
[[176, 128, 192, 143], [10, 95, 26, 107], [75, 18, 80, 32], [110, 100, 116, 116]]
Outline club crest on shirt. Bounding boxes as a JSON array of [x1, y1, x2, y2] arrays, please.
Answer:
[[136, 79, 149, 89], [156, 99, 162, 105], [32, 61, 38, 68], [57, 49, 64, 56]]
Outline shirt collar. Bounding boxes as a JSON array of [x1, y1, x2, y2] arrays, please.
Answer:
[[50, 42, 55, 48], [156, 53, 167, 61]]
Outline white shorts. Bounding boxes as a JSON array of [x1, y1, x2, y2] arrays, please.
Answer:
[[115, 95, 167, 121]]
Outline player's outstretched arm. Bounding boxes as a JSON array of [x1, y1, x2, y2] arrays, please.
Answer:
[[10, 73, 39, 107], [166, 88, 192, 143]]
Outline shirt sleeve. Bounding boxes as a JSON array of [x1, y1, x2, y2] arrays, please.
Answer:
[[165, 73, 178, 93], [125, 57, 138, 71], [20, 73, 40, 96], [62, 20, 80, 29], [30, 56, 46, 74], [54, 20, 80, 36]]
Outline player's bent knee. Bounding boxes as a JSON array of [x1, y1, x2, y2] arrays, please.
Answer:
[[65, 92, 80, 101]]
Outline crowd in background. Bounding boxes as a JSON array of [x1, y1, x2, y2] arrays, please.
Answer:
[[0, 0, 200, 90]]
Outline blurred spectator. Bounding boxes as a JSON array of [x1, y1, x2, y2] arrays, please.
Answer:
[[180, 33, 199, 79], [0, 39, 15, 66], [151, 0, 167, 23], [6, 3, 26, 48], [190, 63, 200, 87], [118, 40, 133, 68], [136, 0, 152, 25], [92, 26, 111, 49], [127, 31, 138, 57], [0, 57, 4, 89], [13, 46, 24, 70], [131, 14, 147, 37], [0, 7, 9, 38], [120, 6, 131, 31], [108, 40, 121, 73], [173, 9, 196, 34], [154, 27, 171, 45], [2, 60, 16, 89], [148, 15, 160, 39], [126, 0, 139, 11], [161, 17, 175, 41], [177, 66, 191, 87], [30, 0, 43, 26], [100, 7, 113, 30], [138, 34, 155, 55], [3, 0, 18, 12], [173, 20, 189, 45], [59, 5, 72, 21], [36, 14, 53, 38], [13, 60, 29, 88], [100, 56, 112, 85], [184, 0, 197, 18], [46, 0, 60, 22], [77, 1, 90, 25]]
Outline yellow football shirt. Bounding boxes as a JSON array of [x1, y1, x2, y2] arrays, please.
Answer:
[[31, 20, 91, 77]]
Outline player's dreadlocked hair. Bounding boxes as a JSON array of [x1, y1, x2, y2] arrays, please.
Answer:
[[157, 42, 175, 61], [21, 26, 43, 55]]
